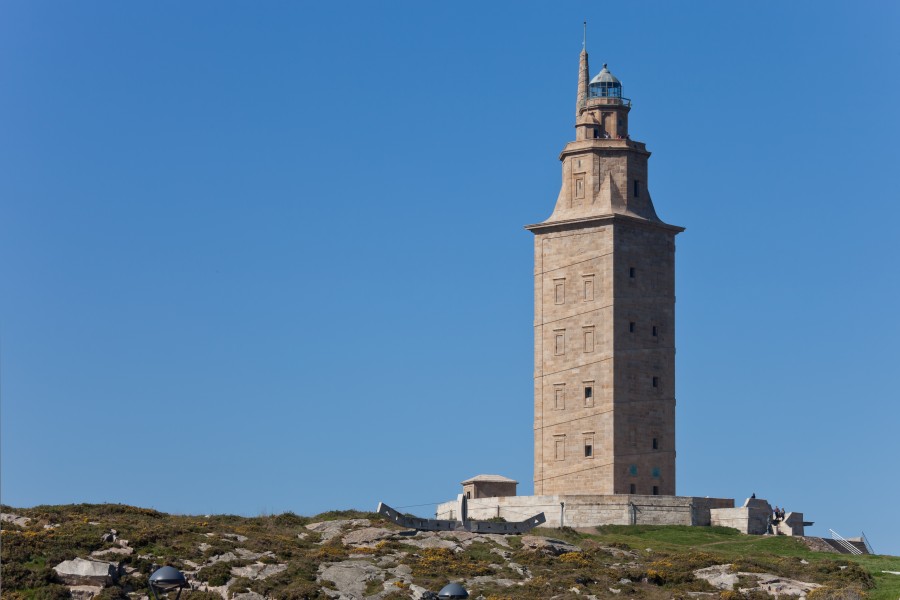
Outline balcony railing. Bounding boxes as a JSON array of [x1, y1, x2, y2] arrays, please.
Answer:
[[588, 95, 631, 107], [579, 96, 632, 109]]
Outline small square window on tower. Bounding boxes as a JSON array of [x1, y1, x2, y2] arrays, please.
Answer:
[[583, 381, 594, 407], [652, 376, 659, 388], [583, 326, 595, 353], [554, 329, 565, 356], [554, 383, 565, 410], [633, 180, 640, 197], [582, 274, 595, 302], [554, 278, 565, 305]]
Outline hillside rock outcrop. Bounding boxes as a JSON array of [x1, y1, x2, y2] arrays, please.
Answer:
[[53, 558, 120, 586]]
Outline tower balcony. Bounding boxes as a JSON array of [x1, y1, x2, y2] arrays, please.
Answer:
[[588, 95, 631, 107], [579, 95, 632, 111], [559, 137, 649, 160]]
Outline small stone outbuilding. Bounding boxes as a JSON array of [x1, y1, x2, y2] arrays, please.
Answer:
[[461, 474, 517, 499]]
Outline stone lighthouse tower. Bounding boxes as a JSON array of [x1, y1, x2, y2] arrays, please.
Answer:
[[526, 47, 683, 496]]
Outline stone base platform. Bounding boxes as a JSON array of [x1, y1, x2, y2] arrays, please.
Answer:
[[436, 494, 734, 529]]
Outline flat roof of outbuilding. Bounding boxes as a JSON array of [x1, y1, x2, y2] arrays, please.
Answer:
[[461, 474, 518, 485]]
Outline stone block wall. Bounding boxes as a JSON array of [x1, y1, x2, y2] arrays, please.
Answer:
[[463, 481, 517, 499], [710, 500, 772, 535], [435, 494, 734, 529], [611, 223, 677, 496], [533, 224, 617, 496]]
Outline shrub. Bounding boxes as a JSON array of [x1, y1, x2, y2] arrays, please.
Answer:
[[95, 586, 128, 600], [32, 585, 72, 600], [227, 576, 254, 598], [821, 563, 875, 590], [557, 552, 590, 568], [182, 592, 225, 600], [270, 581, 324, 600], [197, 561, 233, 587], [410, 548, 493, 578], [808, 586, 869, 600], [0, 561, 56, 590]]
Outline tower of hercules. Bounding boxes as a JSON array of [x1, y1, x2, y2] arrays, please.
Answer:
[[526, 47, 683, 497]]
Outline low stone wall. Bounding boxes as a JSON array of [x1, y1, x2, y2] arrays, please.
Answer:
[[435, 495, 734, 529], [710, 499, 772, 535]]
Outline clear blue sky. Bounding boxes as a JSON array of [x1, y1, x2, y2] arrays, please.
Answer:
[[2, 2, 898, 555]]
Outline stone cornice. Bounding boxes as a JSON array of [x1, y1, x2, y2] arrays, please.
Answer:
[[558, 139, 651, 161], [524, 213, 685, 235]]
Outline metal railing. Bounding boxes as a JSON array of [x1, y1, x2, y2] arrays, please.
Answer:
[[588, 95, 632, 107], [578, 96, 632, 110], [861, 531, 874, 554], [829, 529, 863, 555]]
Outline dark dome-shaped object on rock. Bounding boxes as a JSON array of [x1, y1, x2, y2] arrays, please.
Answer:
[[438, 582, 469, 599], [149, 566, 186, 590]]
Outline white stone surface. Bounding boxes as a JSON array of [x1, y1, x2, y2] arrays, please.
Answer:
[[53, 558, 118, 586]]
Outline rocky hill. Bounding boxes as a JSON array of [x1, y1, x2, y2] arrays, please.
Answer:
[[2, 504, 899, 600]]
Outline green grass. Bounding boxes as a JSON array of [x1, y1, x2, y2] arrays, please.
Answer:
[[843, 555, 900, 600], [581, 525, 900, 599]]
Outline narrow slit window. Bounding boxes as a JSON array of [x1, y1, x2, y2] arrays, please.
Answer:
[[584, 437, 593, 458], [633, 180, 640, 197], [584, 383, 594, 407], [554, 384, 565, 410], [583, 326, 595, 353], [652, 437, 659, 450], [555, 438, 565, 461], [629, 321, 635, 333], [652, 325, 658, 337], [653, 486, 660, 496], [554, 279, 565, 304], [583, 275, 594, 301], [629, 483, 636, 494], [652, 376, 659, 388], [629, 267, 636, 279], [554, 330, 565, 356]]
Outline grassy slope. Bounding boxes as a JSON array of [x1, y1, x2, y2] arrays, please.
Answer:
[[2, 505, 898, 600], [584, 525, 900, 600]]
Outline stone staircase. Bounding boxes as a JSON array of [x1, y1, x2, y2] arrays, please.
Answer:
[[821, 537, 870, 554], [805, 536, 871, 554]]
